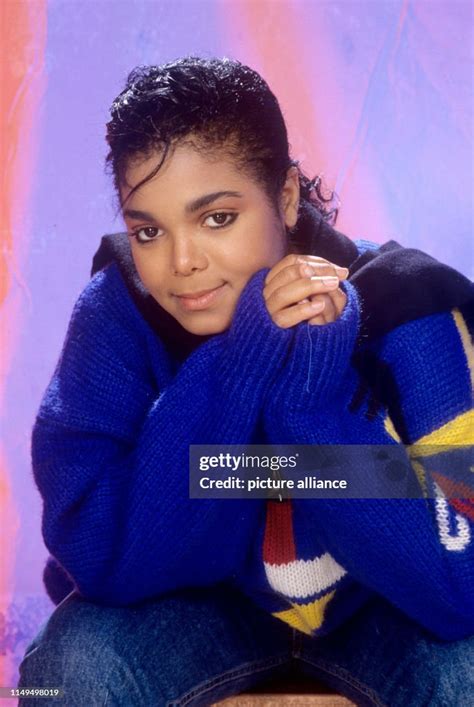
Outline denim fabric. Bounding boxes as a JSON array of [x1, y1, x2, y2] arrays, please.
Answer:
[[17, 583, 474, 706]]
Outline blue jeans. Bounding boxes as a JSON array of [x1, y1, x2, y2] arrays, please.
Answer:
[[17, 582, 474, 706]]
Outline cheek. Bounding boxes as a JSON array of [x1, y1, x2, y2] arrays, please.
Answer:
[[227, 226, 285, 274], [132, 255, 165, 292], [247, 234, 286, 270]]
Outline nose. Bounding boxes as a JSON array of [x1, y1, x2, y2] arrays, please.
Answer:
[[171, 234, 208, 276]]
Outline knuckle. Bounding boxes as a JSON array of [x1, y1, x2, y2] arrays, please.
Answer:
[[264, 302, 273, 316], [307, 262, 326, 272], [272, 312, 287, 328], [294, 263, 305, 278], [271, 288, 284, 308], [284, 254, 300, 267]]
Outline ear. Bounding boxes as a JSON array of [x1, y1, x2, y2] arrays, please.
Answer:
[[279, 165, 300, 229]]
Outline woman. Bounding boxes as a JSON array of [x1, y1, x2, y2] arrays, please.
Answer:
[[18, 56, 474, 706]]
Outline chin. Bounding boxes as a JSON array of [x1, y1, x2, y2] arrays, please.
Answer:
[[178, 312, 232, 336]]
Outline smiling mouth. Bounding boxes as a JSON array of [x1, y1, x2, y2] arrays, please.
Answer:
[[175, 286, 222, 298], [174, 283, 227, 311]]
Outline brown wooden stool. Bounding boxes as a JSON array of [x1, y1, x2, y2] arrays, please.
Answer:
[[212, 673, 356, 705]]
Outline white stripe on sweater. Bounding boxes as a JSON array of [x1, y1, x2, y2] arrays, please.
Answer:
[[264, 552, 347, 599], [434, 482, 471, 551]]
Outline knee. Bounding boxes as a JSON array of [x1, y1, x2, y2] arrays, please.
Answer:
[[437, 640, 474, 704], [18, 596, 118, 705], [420, 636, 474, 706]]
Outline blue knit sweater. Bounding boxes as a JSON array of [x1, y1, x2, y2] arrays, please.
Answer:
[[33, 245, 474, 641]]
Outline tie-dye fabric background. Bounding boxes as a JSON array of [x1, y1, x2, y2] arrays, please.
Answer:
[[1, 0, 472, 694]]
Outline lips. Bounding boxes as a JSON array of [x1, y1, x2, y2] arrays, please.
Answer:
[[175, 286, 222, 299], [174, 283, 227, 311]]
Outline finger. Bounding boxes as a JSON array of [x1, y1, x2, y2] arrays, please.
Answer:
[[313, 293, 337, 322], [265, 260, 349, 302], [272, 298, 326, 329], [298, 261, 349, 280], [267, 258, 349, 289], [265, 254, 349, 288], [265, 275, 342, 316], [264, 254, 314, 286], [264, 262, 308, 301], [281, 286, 348, 328], [308, 289, 347, 325], [329, 287, 347, 317], [307, 313, 326, 326], [304, 294, 334, 326]]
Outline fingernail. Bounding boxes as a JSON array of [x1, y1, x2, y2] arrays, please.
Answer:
[[301, 264, 313, 277], [322, 276, 339, 286], [337, 266, 349, 274]]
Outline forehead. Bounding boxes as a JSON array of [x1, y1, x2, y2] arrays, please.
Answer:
[[121, 141, 245, 198]]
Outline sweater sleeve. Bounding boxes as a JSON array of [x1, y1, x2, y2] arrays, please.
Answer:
[[263, 281, 474, 640], [33, 262, 293, 606]]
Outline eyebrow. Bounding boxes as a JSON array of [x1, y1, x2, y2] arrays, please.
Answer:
[[123, 190, 244, 221]]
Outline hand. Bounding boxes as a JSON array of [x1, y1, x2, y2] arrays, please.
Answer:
[[263, 254, 349, 328]]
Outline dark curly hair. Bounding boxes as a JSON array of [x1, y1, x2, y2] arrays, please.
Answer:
[[105, 56, 339, 251]]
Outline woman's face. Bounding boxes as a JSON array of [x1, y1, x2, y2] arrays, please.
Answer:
[[120, 141, 300, 335]]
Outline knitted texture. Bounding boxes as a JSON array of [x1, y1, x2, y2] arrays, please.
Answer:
[[33, 263, 292, 606], [244, 282, 474, 641], [33, 251, 474, 641]]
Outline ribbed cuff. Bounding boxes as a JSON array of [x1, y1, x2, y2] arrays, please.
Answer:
[[217, 268, 294, 401], [265, 280, 361, 414]]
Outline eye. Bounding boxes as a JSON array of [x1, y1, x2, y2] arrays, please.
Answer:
[[204, 212, 238, 229], [131, 226, 162, 244]]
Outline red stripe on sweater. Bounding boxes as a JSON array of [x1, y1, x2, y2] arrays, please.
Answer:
[[263, 499, 296, 564], [450, 498, 474, 522], [432, 472, 474, 521], [432, 473, 474, 501]]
